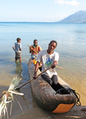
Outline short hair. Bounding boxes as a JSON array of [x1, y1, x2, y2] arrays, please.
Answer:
[[49, 40, 57, 46], [33, 39, 38, 43], [16, 38, 21, 42]]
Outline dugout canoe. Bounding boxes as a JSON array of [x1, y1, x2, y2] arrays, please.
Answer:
[[28, 59, 77, 113]]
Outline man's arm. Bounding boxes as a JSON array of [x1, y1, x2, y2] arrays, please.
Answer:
[[20, 48, 22, 51], [29, 45, 38, 54], [51, 61, 58, 68], [34, 61, 40, 79], [12, 46, 14, 50], [51, 52, 59, 68], [39, 46, 42, 52], [12, 45, 15, 51], [20, 44, 22, 51]]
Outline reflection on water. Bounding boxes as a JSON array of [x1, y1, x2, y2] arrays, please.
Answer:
[[15, 62, 23, 78]]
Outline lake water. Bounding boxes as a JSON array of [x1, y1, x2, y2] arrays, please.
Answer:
[[0, 22, 86, 119]]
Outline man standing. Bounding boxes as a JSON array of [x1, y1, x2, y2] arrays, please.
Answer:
[[12, 38, 22, 63], [29, 39, 42, 60], [34, 40, 59, 86]]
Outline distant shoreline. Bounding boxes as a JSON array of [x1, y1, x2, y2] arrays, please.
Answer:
[[0, 22, 86, 24]]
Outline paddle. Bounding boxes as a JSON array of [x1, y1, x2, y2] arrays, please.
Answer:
[[16, 66, 51, 90], [56, 66, 64, 69], [27, 44, 38, 54]]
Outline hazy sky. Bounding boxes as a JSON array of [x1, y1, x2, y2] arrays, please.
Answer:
[[0, 0, 86, 22]]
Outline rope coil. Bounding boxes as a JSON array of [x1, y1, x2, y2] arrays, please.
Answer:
[[67, 88, 81, 106]]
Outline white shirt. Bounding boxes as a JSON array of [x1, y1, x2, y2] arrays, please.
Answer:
[[36, 50, 59, 78]]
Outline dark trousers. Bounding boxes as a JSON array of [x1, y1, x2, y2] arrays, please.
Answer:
[[41, 74, 58, 86]]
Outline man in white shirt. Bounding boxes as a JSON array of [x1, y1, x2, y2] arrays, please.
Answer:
[[34, 40, 59, 86]]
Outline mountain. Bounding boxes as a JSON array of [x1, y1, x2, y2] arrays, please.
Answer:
[[58, 10, 86, 23]]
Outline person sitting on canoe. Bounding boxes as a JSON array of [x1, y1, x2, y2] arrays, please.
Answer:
[[34, 40, 59, 86], [29, 39, 42, 60]]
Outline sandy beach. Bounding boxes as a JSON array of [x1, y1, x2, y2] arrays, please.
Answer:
[[0, 84, 86, 119], [11, 106, 86, 119], [11, 97, 86, 119]]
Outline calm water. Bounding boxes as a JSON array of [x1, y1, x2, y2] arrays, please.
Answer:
[[0, 22, 86, 119]]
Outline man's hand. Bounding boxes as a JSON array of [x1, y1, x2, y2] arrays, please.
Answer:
[[51, 63, 56, 68], [30, 47, 34, 51], [12, 46, 14, 50], [51, 61, 57, 68], [33, 71, 38, 79]]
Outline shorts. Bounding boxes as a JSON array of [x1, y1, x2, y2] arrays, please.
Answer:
[[15, 52, 21, 60], [31, 54, 37, 60]]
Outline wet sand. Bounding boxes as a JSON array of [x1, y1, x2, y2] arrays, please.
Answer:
[[0, 61, 86, 119], [1, 84, 86, 119], [10, 99, 86, 119], [11, 106, 86, 119]]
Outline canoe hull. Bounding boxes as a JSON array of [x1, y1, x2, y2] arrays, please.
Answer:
[[28, 61, 76, 113]]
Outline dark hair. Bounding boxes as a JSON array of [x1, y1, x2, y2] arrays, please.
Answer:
[[33, 39, 38, 43], [49, 40, 57, 46], [16, 38, 21, 42]]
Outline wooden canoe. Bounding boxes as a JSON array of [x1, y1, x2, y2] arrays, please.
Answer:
[[28, 59, 76, 113]]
